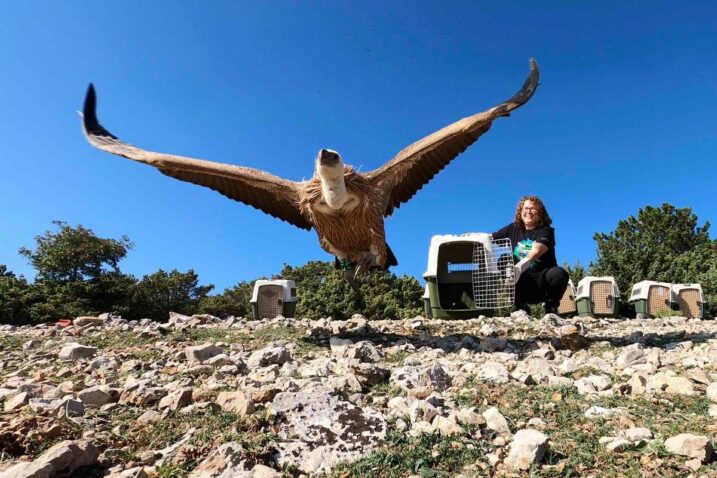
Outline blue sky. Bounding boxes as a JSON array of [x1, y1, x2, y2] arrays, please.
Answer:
[[1, 2, 715, 292]]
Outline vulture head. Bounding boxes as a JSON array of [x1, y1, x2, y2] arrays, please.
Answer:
[[315, 148, 348, 209]]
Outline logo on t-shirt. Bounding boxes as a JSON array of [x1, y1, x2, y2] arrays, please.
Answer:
[[514, 239, 534, 261]]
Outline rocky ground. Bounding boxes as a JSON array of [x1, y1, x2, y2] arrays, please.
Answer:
[[1, 311, 716, 477]]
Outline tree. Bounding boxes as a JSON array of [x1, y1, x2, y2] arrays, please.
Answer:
[[199, 280, 255, 318], [276, 261, 423, 320], [130, 269, 214, 321], [277, 261, 361, 320], [562, 260, 587, 287], [19, 221, 133, 282], [591, 203, 716, 316], [0, 265, 37, 324], [16, 222, 137, 323]]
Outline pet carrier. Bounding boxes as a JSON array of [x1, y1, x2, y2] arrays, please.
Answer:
[[250, 280, 298, 319], [557, 279, 577, 316], [576, 276, 620, 317], [628, 281, 674, 317], [672, 283, 705, 318], [423, 233, 515, 319]]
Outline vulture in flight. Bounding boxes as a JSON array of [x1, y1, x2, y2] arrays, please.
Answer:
[[82, 59, 539, 279]]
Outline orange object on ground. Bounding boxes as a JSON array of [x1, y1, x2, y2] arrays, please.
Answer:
[[57, 319, 73, 327]]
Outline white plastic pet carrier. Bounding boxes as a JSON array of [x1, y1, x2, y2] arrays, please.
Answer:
[[423, 233, 515, 318], [576, 276, 620, 317], [628, 281, 674, 317], [672, 283, 705, 318], [250, 280, 298, 319]]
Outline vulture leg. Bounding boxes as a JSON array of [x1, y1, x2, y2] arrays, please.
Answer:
[[342, 269, 362, 292]]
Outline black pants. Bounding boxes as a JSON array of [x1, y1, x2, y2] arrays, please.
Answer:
[[516, 266, 569, 308]]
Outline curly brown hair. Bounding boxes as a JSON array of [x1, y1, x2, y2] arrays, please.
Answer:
[[513, 195, 552, 229]]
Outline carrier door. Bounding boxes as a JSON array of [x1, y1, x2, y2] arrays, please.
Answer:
[[257, 284, 284, 320], [558, 285, 577, 315], [647, 284, 671, 316], [591, 280, 615, 315], [676, 288, 701, 318]]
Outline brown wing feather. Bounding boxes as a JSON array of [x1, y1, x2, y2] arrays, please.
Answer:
[[366, 59, 540, 217], [81, 84, 311, 230]]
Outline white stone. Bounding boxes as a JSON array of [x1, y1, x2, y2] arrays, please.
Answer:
[[432, 415, 463, 436], [483, 407, 511, 436], [216, 391, 255, 416], [620, 427, 653, 442], [329, 336, 352, 355], [664, 434, 713, 462], [584, 406, 625, 419], [186, 343, 223, 364], [605, 438, 632, 452], [706, 382, 717, 402], [477, 361, 510, 384], [504, 429, 549, 471], [59, 343, 98, 360], [78, 386, 111, 407]]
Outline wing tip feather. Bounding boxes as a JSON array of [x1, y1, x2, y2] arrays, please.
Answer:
[[82, 83, 118, 140]]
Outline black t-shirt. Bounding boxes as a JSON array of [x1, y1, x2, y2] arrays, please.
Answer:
[[492, 223, 558, 273]]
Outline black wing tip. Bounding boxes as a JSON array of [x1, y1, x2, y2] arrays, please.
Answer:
[[82, 83, 98, 130], [82, 83, 117, 140]]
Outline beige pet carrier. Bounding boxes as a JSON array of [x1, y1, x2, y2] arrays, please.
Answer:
[[557, 279, 577, 315], [629, 281, 674, 317], [672, 283, 705, 318], [576, 276, 620, 317], [250, 280, 298, 319], [423, 233, 514, 319]]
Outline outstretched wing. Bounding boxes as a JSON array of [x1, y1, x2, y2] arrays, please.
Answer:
[[81, 85, 311, 230], [366, 59, 540, 217]]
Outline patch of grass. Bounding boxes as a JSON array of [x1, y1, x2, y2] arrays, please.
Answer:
[[171, 324, 323, 356], [81, 330, 158, 349], [654, 307, 677, 319], [0, 335, 30, 353], [329, 427, 489, 478], [567, 366, 605, 380], [448, 381, 717, 476], [382, 350, 410, 365], [170, 327, 241, 344], [368, 383, 404, 398], [156, 463, 191, 478], [530, 304, 546, 318]]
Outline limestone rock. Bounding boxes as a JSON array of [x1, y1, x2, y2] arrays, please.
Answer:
[[58, 343, 98, 360], [189, 442, 249, 478], [268, 383, 386, 474], [74, 316, 105, 327], [158, 387, 193, 410], [216, 391, 255, 416], [504, 429, 549, 471], [0, 440, 98, 478], [664, 433, 713, 462], [483, 407, 511, 436], [246, 346, 291, 368], [186, 343, 223, 364]]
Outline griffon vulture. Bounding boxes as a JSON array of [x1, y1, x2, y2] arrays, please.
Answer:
[[82, 59, 539, 278]]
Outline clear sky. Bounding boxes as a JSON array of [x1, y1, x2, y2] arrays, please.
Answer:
[[1, 2, 715, 292]]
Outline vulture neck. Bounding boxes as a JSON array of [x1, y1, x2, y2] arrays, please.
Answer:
[[316, 162, 349, 210]]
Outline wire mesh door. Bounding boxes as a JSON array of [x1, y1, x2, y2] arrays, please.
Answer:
[[590, 281, 615, 315], [558, 285, 577, 315], [472, 238, 514, 309], [648, 285, 671, 315], [676, 289, 701, 318], [257, 285, 284, 319]]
